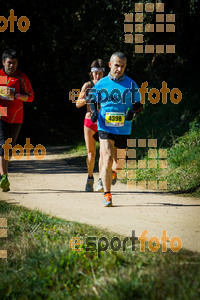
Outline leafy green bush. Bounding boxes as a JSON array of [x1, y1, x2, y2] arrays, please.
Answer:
[[167, 118, 200, 192], [122, 118, 200, 195]]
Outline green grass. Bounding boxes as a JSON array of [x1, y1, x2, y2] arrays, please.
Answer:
[[121, 119, 200, 197], [167, 119, 200, 194], [0, 201, 200, 299], [63, 141, 100, 157], [64, 141, 87, 156], [63, 140, 100, 172]]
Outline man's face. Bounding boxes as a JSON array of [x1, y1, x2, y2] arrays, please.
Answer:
[[2, 58, 18, 75], [108, 56, 127, 78]]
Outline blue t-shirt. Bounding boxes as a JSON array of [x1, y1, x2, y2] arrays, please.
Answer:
[[90, 74, 141, 135]]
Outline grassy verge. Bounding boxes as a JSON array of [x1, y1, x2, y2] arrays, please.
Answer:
[[63, 141, 87, 156], [121, 119, 200, 197], [167, 119, 200, 195], [63, 141, 101, 172], [63, 140, 100, 156], [0, 201, 200, 299]]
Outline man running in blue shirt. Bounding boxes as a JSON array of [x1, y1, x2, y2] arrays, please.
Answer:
[[89, 52, 143, 207]]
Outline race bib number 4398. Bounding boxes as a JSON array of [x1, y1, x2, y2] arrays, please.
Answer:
[[105, 112, 125, 127]]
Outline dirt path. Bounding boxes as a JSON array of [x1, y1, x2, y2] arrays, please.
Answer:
[[1, 147, 200, 253]]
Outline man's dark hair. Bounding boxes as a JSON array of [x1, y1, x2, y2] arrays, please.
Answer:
[[2, 49, 19, 62], [110, 52, 127, 63]]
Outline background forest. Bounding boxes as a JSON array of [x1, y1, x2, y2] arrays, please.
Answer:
[[1, 0, 199, 147]]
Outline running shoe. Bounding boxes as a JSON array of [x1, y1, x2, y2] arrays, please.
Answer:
[[96, 178, 104, 192], [103, 193, 112, 207], [111, 171, 117, 185], [85, 177, 94, 192], [0, 174, 10, 192]]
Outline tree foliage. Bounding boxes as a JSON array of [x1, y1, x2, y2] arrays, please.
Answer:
[[0, 0, 199, 145]]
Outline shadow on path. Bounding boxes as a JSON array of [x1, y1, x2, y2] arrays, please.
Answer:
[[8, 148, 195, 199], [113, 203, 200, 207], [8, 188, 171, 196], [9, 155, 88, 175]]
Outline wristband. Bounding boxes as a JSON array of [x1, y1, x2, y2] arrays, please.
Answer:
[[14, 93, 20, 100]]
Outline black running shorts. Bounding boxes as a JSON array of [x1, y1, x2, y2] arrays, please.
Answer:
[[93, 130, 129, 149], [0, 119, 22, 156]]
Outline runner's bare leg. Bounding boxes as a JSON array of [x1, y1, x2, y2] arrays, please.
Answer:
[[84, 126, 96, 177], [100, 138, 114, 192], [98, 148, 103, 178], [0, 156, 8, 175], [112, 147, 127, 172]]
